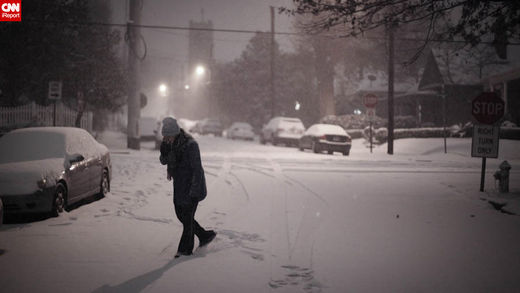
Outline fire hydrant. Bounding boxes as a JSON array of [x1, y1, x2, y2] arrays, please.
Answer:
[[493, 160, 511, 193]]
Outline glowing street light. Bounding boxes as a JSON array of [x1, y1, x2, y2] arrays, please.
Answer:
[[184, 84, 190, 90], [195, 65, 206, 77], [158, 83, 168, 97], [295, 101, 301, 111]]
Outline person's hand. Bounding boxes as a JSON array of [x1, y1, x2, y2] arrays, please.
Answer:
[[167, 172, 172, 181], [160, 141, 169, 156], [163, 136, 175, 144]]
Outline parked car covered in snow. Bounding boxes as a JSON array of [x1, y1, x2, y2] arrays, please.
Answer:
[[299, 124, 352, 156], [193, 118, 223, 136], [260, 117, 305, 146], [225, 122, 255, 141], [0, 127, 111, 216]]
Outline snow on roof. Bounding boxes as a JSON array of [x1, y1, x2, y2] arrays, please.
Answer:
[[396, 83, 439, 98], [354, 70, 416, 94]]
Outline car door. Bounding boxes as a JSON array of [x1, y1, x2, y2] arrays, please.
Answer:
[[66, 153, 90, 202], [84, 135, 103, 194]]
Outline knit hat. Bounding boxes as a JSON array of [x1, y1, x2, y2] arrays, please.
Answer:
[[161, 117, 180, 136]]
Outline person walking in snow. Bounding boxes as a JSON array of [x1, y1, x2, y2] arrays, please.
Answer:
[[159, 117, 216, 258]]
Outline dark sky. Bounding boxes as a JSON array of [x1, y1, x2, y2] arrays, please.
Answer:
[[112, 0, 295, 63]]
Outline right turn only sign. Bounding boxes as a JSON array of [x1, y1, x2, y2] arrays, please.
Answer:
[[471, 125, 499, 158]]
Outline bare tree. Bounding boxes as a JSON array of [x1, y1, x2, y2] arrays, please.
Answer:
[[281, 1, 519, 58]]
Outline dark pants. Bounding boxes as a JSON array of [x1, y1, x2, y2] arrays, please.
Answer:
[[174, 202, 210, 254]]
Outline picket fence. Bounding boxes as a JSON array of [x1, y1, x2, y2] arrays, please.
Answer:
[[0, 101, 93, 132]]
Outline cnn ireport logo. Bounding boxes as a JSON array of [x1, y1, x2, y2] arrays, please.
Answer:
[[1, 0, 21, 22]]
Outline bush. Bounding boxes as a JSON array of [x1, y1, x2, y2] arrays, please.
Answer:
[[321, 114, 386, 130], [363, 126, 388, 144], [394, 116, 418, 128]]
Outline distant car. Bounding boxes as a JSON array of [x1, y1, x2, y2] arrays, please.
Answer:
[[225, 122, 255, 141], [299, 124, 352, 156], [196, 118, 223, 136], [0, 127, 111, 216], [260, 117, 305, 146]]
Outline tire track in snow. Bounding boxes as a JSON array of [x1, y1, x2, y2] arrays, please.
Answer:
[[267, 159, 326, 292]]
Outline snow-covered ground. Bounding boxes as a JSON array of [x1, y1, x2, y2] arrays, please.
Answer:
[[1, 132, 519, 293]]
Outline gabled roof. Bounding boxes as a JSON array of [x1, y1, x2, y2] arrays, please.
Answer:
[[419, 47, 513, 90]]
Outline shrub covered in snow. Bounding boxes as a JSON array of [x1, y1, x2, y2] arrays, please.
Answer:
[[363, 126, 388, 144], [502, 120, 517, 128], [320, 114, 386, 130]]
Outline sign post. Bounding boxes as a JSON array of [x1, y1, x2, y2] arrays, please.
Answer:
[[471, 92, 505, 191], [364, 93, 378, 153], [48, 81, 62, 126]]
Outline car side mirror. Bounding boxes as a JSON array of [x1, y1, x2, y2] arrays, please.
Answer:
[[69, 154, 85, 164]]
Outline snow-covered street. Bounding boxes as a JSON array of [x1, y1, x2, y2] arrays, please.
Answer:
[[1, 133, 520, 293]]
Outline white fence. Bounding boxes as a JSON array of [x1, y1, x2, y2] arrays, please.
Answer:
[[0, 102, 93, 132]]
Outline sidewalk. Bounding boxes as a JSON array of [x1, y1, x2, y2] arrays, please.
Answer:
[[482, 189, 520, 215]]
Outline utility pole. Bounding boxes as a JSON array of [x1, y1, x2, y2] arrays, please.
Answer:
[[270, 6, 275, 118], [127, 0, 141, 150], [387, 22, 395, 155]]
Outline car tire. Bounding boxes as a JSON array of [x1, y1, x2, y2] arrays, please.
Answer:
[[299, 144, 304, 151], [343, 150, 350, 156], [312, 142, 320, 153], [327, 150, 333, 155], [52, 183, 67, 217], [272, 137, 278, 146], [260, 136, 266, 144], [100, 169, 110, 197]]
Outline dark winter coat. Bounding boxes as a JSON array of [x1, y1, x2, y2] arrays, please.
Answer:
[[160, 129, 207, 206]]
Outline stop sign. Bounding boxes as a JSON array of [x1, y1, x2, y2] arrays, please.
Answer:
[[471, 92, 505, 125], [363, 93, 378, 108]]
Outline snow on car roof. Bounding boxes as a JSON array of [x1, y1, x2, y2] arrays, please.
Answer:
[[0, 127, 106, 164], [306, 124, 348, 136]]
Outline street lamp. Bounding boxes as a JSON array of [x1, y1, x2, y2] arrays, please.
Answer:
[[195, 65, 206, 77], [158, 83, 168, 97], [295, 101, 301, 111]]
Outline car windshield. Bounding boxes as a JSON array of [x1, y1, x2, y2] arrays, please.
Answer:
[[280, 120, 304, 128], [234, 123, 252, 129], [0, 131, 66, 163]]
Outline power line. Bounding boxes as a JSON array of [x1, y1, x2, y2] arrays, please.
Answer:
[[23, 19, 299, 36], [22, 19, 520, 45]]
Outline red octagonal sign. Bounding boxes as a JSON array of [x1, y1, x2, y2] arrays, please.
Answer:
[[471, 92, 505, 125], [363, 93, 378, 108]]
